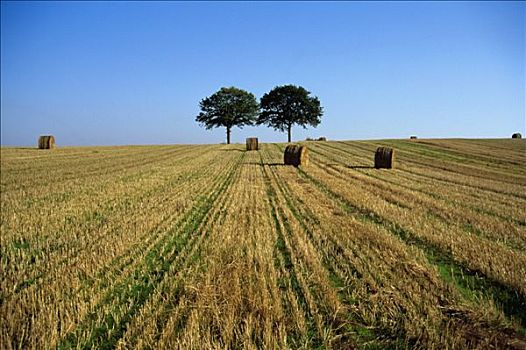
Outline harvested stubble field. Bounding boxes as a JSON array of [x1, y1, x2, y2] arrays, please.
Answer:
[[1, 139, 525, 349]]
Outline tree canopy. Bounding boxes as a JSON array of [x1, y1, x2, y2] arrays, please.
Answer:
[[196, 87, 259, 144], [257, 85, 323, 142]]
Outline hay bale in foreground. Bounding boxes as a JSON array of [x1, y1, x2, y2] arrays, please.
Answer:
[[284, 145, 308, 167], [512, 133, 522, 139], [38, 135, 55, 149], [374, 147, 395, 169], [246, 137, 259, 151], [410, 136, 417, 140]]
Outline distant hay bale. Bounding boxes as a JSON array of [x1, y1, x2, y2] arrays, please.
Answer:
[[374, 147, 395, 169], [306, 137, 326, 141], [38, 135, 55, 149], [246, 137, 259, 151], [284, 145, 308, 167], [512, 133, 522, 139], [410, 136, 417, 140]]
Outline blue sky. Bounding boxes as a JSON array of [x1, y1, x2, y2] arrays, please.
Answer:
[[1, 1, 524, 146]]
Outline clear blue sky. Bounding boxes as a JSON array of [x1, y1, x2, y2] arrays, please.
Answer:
[[1, 1, 524, 146]]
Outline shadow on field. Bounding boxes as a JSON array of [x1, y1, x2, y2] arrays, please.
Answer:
[[323, 163, 375, 169], [244, 162, 286, 166], [347, 165, 375, 169], [219, 149, 244, 152]]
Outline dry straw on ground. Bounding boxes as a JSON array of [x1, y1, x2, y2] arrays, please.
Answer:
[[38, 135, 55, 149], [512, 133, 522, 139], [246, 138, 258, 151], [2, 140, 526, 349], [374, 147, 395, 169], [284, 144, 308, 166]]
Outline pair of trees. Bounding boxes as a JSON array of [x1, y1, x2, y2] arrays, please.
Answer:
[[196, 85, 323, 144]]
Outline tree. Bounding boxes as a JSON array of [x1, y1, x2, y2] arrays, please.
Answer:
[[257, 85, 323, 142], [196, 87, 259, 144]]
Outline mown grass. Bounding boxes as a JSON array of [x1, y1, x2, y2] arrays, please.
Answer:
[[297, 163, 526, 331], [1, 139, 525, 349], [58, 152, 245, 349]]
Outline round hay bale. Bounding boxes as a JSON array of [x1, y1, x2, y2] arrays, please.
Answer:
[[246, 137, 259, 151], [38, 135, 55, 149], [512, 133, 522, 139], [410, 136, 417, 140], [284, 145, 308, 167], [374, 147, 395, 169]]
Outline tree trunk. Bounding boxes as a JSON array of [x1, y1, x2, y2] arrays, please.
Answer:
[[226, 126, 231, 144], [287, 124, 292, 143]]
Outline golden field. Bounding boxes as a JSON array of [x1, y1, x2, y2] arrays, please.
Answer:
[[1, 139, 525, 349]]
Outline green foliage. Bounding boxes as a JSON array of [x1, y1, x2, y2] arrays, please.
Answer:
[[258, 85, 323, 142], [196, 87, 259, 144]]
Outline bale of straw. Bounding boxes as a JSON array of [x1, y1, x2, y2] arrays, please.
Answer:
[[374, 147, 395, 169], [512, 133, 522, 139], [317, 137, 327, 141], [284, 145, 308, 167], [38, 135, 55, 149], [246, 137, 259, 151], [410, 136, 417, 140]]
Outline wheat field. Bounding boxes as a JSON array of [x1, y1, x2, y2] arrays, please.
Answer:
[[1, 139, 525, 349]]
